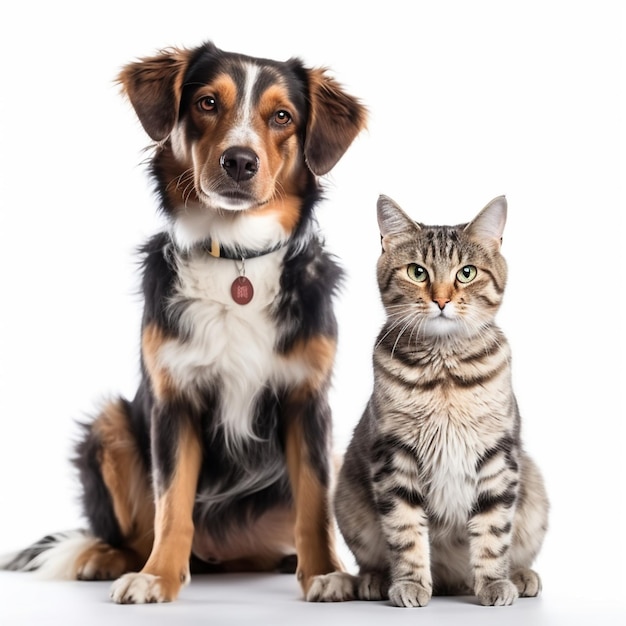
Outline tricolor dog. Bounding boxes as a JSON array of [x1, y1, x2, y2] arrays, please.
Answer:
[[1, 40, 367, 604]]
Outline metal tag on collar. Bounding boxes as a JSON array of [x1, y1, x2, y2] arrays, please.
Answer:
[[231, 257, 254, 305]]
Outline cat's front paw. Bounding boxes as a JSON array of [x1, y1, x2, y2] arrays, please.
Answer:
[[388, 579, 432, 607], [476, 579, 519, 606], [358, 571, 389, 600], [511, 568, 542, 597], [306, 572, 356, 602]]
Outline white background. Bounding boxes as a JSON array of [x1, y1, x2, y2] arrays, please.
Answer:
[[0, 1, 624, 624]]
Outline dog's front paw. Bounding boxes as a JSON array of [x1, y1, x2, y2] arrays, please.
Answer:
[[110, 572, 175, 604], [306, 572, 357, 602], [476, 579, 519, 606], [388, 579, 432, 608]]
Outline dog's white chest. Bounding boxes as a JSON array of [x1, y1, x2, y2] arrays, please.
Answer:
[[157, 249, 287, 440]]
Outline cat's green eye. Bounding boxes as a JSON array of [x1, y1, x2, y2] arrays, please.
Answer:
[[456, 265, 477, 283], [407, 264, 428, 283]]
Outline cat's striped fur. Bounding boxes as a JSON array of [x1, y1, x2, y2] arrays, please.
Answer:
[[309, 195, 549, 607]]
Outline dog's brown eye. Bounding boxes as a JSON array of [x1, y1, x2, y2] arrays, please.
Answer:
[[197, 96, 217, 112], [273, 110, 291, 125]]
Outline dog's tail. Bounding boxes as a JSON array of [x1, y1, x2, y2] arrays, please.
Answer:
[[0, 530, 99, 579]]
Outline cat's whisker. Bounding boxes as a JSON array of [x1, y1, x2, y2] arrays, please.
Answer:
[[408, 313, 428, 348], [376, 308, 417, 350], [384, 312, 419, 346], [390, 315, 417, 358]]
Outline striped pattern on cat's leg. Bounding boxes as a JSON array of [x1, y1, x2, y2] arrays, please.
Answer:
[[467, 450, 520, 606], [375, 488, 432, 608]]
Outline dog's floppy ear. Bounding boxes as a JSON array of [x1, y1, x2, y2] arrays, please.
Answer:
[[304, 68, 367, 176], [117, 47, 193, 142]]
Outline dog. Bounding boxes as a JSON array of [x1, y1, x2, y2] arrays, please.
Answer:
[[1, 40, 366, 604]]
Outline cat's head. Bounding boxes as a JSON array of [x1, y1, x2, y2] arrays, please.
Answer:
[[376, 195, 508, 339]]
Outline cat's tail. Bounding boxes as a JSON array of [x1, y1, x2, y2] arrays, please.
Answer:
[[0, 529, 98, 579]]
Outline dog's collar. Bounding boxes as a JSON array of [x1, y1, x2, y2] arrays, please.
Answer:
[[199, 238, 288, 260]]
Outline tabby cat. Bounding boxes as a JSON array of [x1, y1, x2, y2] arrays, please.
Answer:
[[309, 195, 549, 606]]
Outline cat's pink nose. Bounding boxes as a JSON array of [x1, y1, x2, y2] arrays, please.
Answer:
[[434, 297, 450, 310]]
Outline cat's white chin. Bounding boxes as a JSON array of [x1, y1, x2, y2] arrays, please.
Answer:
[[424, 316, 465, 337]]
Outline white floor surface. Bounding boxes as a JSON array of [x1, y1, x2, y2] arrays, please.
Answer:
[[1, 571, 624, 626]]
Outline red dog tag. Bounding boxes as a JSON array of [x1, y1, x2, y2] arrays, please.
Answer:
[[231, 276, 254, 305]]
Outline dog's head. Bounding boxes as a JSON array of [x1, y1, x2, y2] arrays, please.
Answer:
[[118, 41, 366, 246]]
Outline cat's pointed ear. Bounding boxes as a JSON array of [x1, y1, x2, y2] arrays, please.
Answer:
[[377, 195, 420, 251], [464, 195, 507, 248]]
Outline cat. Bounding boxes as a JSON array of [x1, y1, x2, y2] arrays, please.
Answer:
[[309, 194, 549, 607]]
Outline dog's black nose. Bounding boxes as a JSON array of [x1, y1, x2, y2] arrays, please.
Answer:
[[220, 147, 259, 182]]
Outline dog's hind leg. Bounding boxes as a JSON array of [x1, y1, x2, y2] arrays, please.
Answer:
[[74, 398, 155, 580]]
